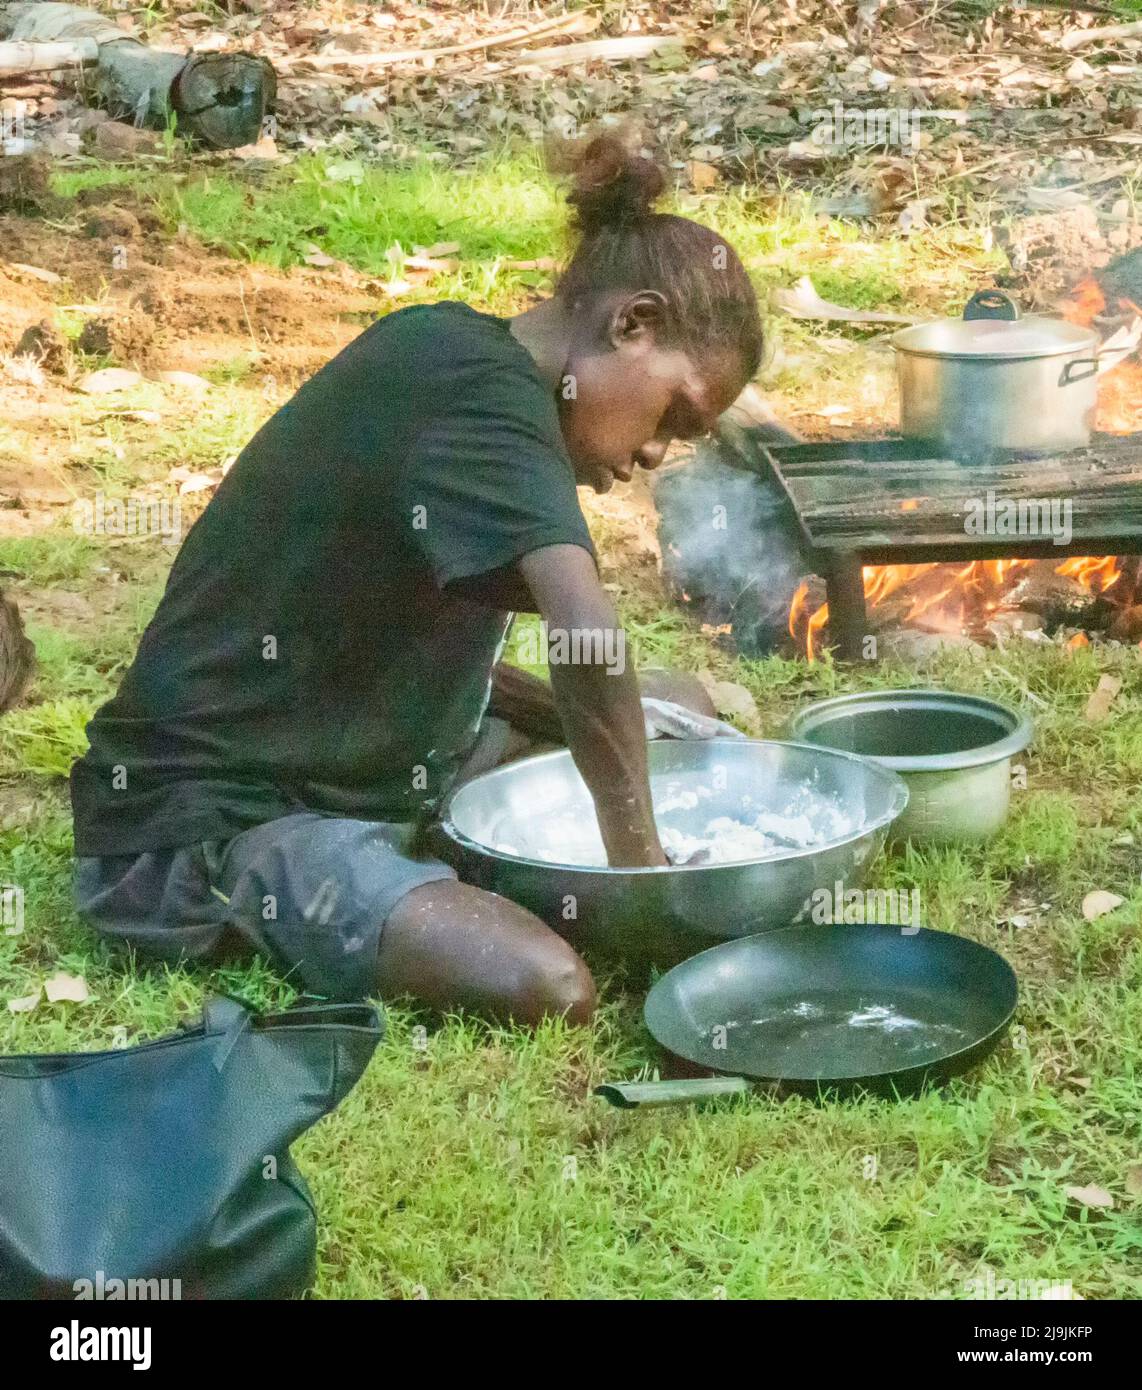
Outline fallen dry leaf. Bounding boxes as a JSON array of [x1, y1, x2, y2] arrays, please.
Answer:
[[92, 120, 161, 158], [686, 160, 719, 191], [43, 971, 92, 1004], [697, 676, 761, 733], [228, 136, 279, 161], [1064, 1184, 1115, 1211], [7, 263, 62, 284], [1084, 674, 1122, 722], [1081, 889, 1125, 921], [168, 465, 222, 495], [785, 139, 828, 162]]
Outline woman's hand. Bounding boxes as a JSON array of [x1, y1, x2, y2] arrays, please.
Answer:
[[641, 697, 746, 741]]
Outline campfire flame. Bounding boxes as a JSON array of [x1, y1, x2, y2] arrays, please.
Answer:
[[787, 274, 1141, 660], [1063, 276, 1106, 326], [1066, 279, 1142, 434], [789, 552, 1128, 661], [1056, 554, 1121, 593]]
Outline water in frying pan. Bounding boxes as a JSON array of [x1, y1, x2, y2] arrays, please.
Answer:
[[696, 992, 972, 1078]]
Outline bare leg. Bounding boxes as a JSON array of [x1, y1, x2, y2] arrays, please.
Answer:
[[376, 878, 596, 1026], [395, 665, 706, 1024]]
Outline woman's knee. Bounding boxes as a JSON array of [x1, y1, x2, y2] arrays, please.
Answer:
[[519, 936, 597, 1025], [379, 879, 596, 1025]]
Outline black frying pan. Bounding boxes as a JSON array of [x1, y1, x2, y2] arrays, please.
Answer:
[[597, 925, 1018, 1107]]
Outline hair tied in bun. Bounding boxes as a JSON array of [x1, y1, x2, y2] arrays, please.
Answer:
[[551, 126, 765, 381], [555, 130, 666, 235]]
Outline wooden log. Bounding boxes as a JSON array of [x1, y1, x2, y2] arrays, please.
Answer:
[[0, 3, 275, 149], [298, 10, 598, 71], [0, 37, 97, 71], [1060, 18, 1142, 50]]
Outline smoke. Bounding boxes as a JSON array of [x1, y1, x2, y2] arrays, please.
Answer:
[[651, 438, 814, 656]]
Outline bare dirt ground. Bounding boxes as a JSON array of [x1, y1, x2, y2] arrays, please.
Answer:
[[0, 191, 379, 535], [0, 205, 374, 378]]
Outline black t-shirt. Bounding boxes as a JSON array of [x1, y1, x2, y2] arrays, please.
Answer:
[[70, 303, 595, 856]]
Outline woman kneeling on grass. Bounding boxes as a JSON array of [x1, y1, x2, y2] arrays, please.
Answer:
[[69, 136, 764, 1024]]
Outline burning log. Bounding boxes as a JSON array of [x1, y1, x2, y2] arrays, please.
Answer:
[[0, 3, 275, 149], [0, 589, 35, 714], [1006, 562, 1121, 636]]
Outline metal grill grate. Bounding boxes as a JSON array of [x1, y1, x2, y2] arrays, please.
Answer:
[[742, 436, 1142, 658]]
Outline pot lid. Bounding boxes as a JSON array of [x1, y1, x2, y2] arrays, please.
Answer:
[[892, 315, 1098, 360]]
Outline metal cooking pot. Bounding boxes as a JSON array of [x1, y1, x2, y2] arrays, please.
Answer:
[[893, 289, 1108, 455], [788, 689, 1033, 846]]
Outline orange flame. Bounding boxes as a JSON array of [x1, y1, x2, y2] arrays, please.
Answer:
[[791, 555, 1126, 661], [1063, 277, 1106, 328], [788, 580, 830, 662], [1055, 554, 1121, 593], [1062, 280, 1141, 432], [1095, 358, 1142, 434]]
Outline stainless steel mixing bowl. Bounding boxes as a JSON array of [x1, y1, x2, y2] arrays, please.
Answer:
[[439, 738, 909, 962]]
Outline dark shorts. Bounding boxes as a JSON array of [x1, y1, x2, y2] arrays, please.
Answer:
[[72, 717, 542, 1001], [74, 813, 456, 1002]]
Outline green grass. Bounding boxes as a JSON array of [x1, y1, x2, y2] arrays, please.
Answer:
[[51, 152, 1004, 327], [1, 155, 1139, 1299], [2, 527, 1140, 1298]]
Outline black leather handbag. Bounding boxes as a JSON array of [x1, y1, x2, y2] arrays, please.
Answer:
[[0, 996, 382, 1300]]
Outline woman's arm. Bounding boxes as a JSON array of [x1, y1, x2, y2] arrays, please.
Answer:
[[516, 545, 666, 868]]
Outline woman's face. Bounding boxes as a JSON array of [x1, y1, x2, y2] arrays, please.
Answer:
[[558, 294, 748, 493]]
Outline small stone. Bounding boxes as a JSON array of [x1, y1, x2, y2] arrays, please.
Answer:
[[1081, 889, 1125, 921], [77, 367, 144, 394], [154, 370, 210, 393]]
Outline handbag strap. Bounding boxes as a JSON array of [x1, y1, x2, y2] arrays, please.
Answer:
[[198, 995, 383, 1080], [201, 996, 252, 1073]]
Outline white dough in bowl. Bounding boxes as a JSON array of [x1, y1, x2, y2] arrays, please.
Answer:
[[491, 781, 856, 867]]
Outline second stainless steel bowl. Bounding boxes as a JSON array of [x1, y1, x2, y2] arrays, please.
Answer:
[[789, 689, 1033, 845]]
